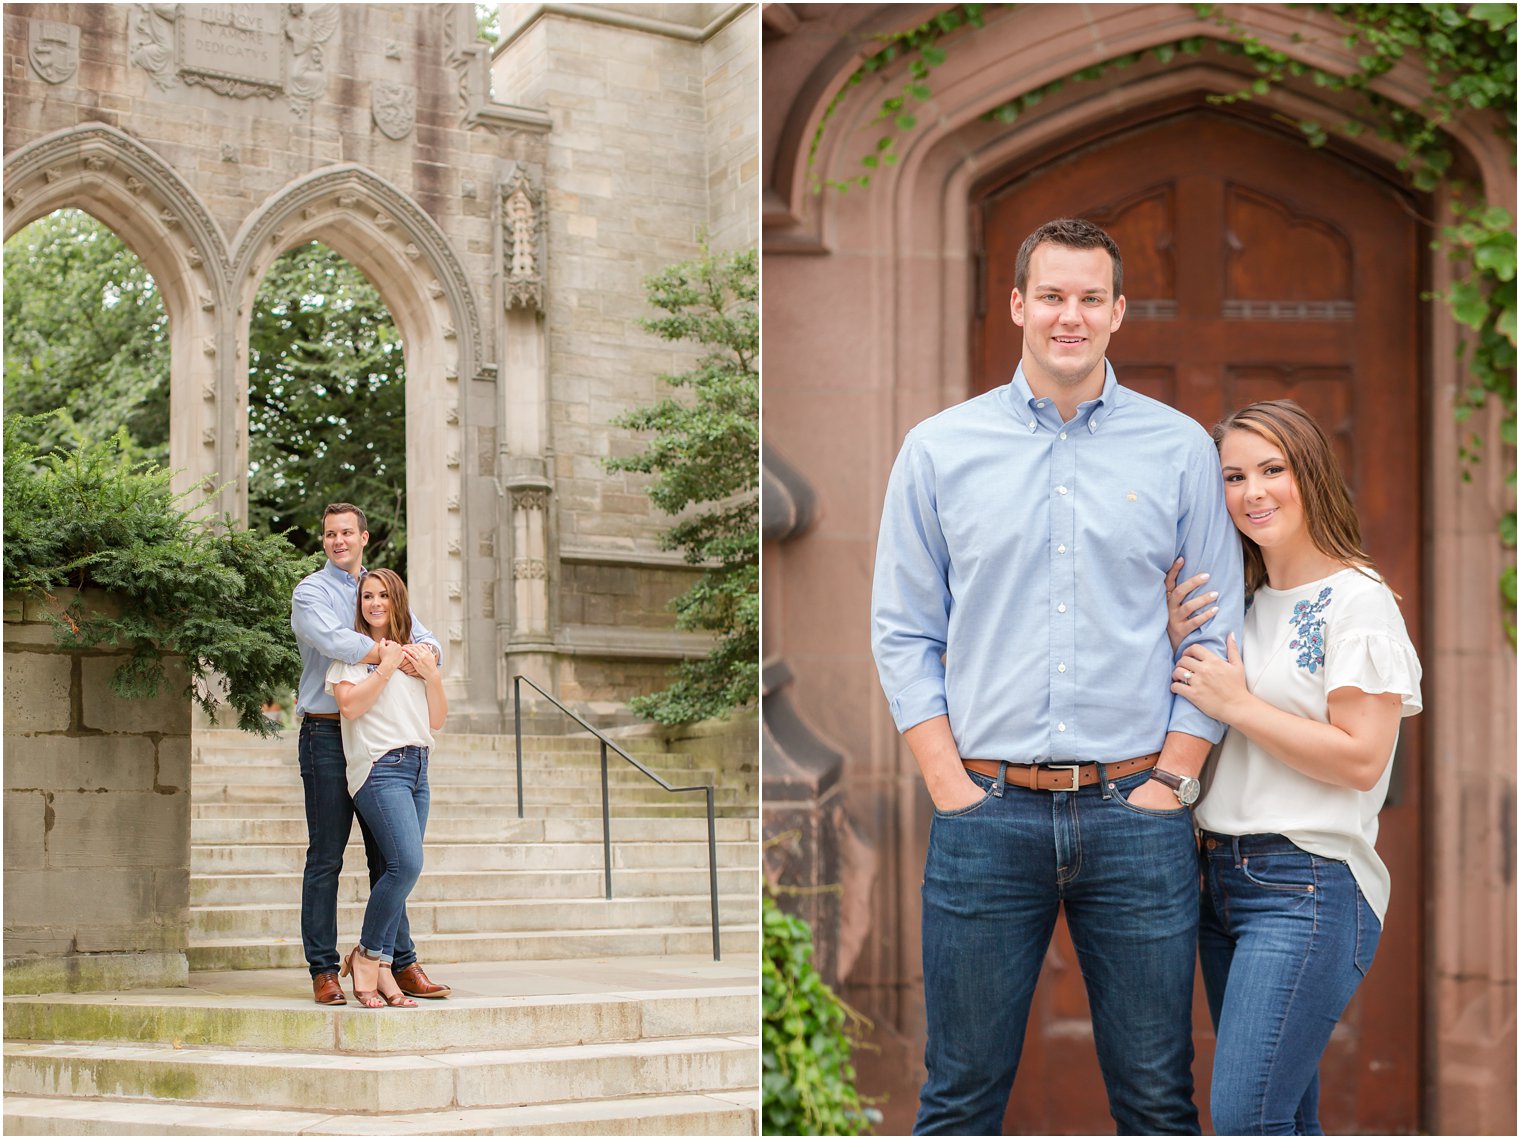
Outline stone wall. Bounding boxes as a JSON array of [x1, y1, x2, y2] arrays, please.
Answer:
[[3, 593, 192, 994]]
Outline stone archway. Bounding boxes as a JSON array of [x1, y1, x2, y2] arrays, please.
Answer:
[[230, 165, 487, 689], [762, 5, 1515, 1133], [3, 123, 231, 510]]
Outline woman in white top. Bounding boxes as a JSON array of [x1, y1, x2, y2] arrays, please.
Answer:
[[325, 568, 447, 1009], [1165, 400, 1420, 1134]]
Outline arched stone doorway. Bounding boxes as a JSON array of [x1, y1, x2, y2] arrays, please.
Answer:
[[762, 5, 1515, 1133]]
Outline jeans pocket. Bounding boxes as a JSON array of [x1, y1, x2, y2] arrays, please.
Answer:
[[1238, 850, 1316, 893], [1111, 770, 1190, 818], [373, 750, 406, 766], [932, 771, 997, 818]]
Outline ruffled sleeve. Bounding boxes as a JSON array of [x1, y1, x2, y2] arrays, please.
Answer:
[[1322, 575, 1422, 716], [1324, 630, 1422, 716], [323, 659, 369, 696]]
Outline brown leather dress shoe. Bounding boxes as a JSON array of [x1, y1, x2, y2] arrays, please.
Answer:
[[391, 962, 451, 998], [313, 972, 347, 1005]]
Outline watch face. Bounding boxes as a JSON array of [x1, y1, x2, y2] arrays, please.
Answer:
[[1178, 777, 1201, 806]]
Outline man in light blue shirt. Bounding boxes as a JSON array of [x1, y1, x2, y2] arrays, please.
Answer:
[[871, 218, 1242, 1134], [291, 502, 450, 1004]]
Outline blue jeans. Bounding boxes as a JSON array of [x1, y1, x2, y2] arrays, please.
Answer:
[[297, 717, 418, 976], [351, 745, 431, 963], [917, 766, 1201, 1136], [1199, 832, 1380, 1135]]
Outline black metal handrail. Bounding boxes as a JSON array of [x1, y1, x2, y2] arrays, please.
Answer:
[[512, 674, 721, 961]]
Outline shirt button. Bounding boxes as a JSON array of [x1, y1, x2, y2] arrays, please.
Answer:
[[1037, 400, 1046, 407], [1057, 603, 1067, 613], [1058, 663, 1067, 673], [1059, 432, 1067, 440], [1057, 722, 1067, 732], [1028, 419, 1037, 430], [1056, 486, 1068, 495], [1057, 544, 1067, 554]]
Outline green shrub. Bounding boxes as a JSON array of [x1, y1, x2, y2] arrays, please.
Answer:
[[762, 891, 870, 1135], [3, 413, 312, 734]]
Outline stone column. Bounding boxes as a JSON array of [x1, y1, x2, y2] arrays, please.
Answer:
[[3, 591, 191, 993]]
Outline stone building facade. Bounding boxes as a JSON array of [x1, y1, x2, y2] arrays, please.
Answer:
[[763, 4, 1514, 1135], [3, 3, 758, 730]]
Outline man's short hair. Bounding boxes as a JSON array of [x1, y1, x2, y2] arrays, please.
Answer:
[[321, 502, 368, 533], [1014, 218, 1124, 299]]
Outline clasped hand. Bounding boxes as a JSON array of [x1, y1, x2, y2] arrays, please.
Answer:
[[1171, 632, 1247, 720]]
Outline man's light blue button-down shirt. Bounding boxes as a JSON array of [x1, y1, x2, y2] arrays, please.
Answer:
[[290, 560, 443, 717], [870, 362, 1244, 763]]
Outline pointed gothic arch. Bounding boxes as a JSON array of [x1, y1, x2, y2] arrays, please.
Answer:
[[3, 123, 233, 507], [229, 166, 489, 685]]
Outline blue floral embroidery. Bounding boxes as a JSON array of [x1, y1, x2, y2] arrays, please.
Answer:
[[1288, 586, 1333, 673]]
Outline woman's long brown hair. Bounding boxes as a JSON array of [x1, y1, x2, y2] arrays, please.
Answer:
[[1212, 400, 1385, 597], [354, 567, 414, 644]]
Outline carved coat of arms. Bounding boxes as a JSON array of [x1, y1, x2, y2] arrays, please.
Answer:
[[372, 82, 416, 140], [28, 19, 80, 84]]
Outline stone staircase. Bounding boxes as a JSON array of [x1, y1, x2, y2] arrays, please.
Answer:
[[4, 726, 760, 1135]]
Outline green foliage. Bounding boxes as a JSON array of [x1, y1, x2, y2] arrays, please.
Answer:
[[3, 414, 313, 735], [808, 4, 990, 192], [248, 242, 408, 573], [3, 209, 171, 465], [606, 244, 759, 724], [476, 3, 499, 46], [762, 892, 870, 1136], [3, 217, 408, 573]]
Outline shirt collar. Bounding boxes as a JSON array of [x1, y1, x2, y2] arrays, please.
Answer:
[[1008, 361, 1120, 433], [322, 559, 365, 586]]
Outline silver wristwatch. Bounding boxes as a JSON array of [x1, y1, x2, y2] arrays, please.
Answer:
[[1149, 768, 1201, 806]]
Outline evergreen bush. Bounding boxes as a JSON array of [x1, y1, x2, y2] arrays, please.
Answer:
[[3, 413, 312, 734]]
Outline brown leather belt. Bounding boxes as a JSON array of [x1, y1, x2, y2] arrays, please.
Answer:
[[304, 712, 341, 721], [962, 753, 1160, 792]]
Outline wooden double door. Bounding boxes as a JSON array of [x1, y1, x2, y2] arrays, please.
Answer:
[[972, 110, 1425, 1134]]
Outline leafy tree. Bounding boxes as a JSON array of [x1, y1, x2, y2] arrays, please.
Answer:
[[3, 214, 409, 573], [3, 413, 311, 735], [247, 242, 408, 572], [3, 209, 170, 464], [608, 244, 759, 724]]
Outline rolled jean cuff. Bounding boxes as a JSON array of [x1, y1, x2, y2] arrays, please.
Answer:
[[361, 943, 394, 965]]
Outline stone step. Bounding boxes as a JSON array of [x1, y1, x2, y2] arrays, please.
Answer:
[[4, 1034, 759, 1114], [191, 839, 757, 875], [192, 866, 759, 906], [187, 926, 760, 970], [0, 1090, 759, 1135], [191, 800, 751, 819], [191, 815, 760, 845], [193, 895, 760, 939], [190, 761, 722, 785], [194, 731, 678, 756], [191, 782, 751, 808], [5, 981, 758, 1054]]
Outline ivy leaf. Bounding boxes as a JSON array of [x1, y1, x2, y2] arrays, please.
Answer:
[[1446, 278, 1490, 329], [1474, 236, 1517, 282]]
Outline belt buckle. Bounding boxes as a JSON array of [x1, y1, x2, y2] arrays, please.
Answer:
[[1047, 764, 1082, 792]]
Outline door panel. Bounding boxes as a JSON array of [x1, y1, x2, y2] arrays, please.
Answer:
[[975, 111, 1423, 1134]]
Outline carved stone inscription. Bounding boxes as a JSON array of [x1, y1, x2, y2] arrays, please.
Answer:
[[178, 6, 284, 94]]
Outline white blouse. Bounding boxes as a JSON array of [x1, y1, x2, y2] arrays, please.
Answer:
[[324, 660, 434, 798], [1194, 567, 1422, 925]]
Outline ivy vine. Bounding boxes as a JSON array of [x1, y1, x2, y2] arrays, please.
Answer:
[[806, 2, 1517, 641]]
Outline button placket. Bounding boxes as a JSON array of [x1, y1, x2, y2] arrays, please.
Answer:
[[1050, 417, 1078, 752]]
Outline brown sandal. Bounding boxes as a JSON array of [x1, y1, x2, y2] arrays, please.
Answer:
[[340, 946, 386, 1009], [378, 964, 418, 1008]]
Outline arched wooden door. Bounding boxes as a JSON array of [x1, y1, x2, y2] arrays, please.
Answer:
[[973, 110, 1424, 1134]]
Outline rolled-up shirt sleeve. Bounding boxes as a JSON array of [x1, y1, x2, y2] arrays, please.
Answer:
[[291, 581, 375, 664], [1167, 432, 1246, 743], [871, 434, 953, 733], [410, 610, 443, 666]]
